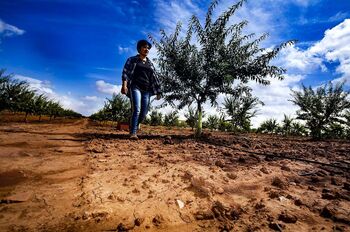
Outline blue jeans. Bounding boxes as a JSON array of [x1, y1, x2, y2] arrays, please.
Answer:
[[130, 86, 150, 135]]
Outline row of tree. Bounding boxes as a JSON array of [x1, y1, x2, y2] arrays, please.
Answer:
[[0, 69, 82, 121], [90, 81, 350, 140]]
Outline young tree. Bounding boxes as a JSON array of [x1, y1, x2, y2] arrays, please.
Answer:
[[150, 0, 294, 136], [184, 106, 197, 130], [257, 118, 279, 134], [47, 100, 63, 120], [223, 84, 263, 131], [1, 76, 30, 113], [33, 94, 48, 121], [163, 110, 179, 127], [149, 110, 163, 126], [0, 69, 12, 112], [206, 115, 220, 131], [290, 121, 307, 137], [104, 93, 131, 122], [21, 90, 36, 122], [280, 114, 293, 136], [291, 81, 350, 139]]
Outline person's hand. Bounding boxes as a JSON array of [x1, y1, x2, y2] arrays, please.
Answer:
[[156, 94, 161, 100], [121, 86, 128, 95]]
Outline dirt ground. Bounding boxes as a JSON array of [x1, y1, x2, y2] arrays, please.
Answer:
[[0, 119, 349, 232]]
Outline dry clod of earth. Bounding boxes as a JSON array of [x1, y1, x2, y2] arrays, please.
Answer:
[[271, 176, 289, 189], [320, 202, 350, 225], [260, 166, 269, 174], [278, 211, 298, 223]]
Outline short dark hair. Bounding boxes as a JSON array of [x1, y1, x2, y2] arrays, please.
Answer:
[[137, 39, 152, 53]]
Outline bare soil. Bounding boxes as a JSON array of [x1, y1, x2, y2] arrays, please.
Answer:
[[0, 119, 349, 232]]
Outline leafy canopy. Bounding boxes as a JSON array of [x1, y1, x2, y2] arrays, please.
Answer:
[[149, 0, 294, 135], [290, 81, 350, 139]]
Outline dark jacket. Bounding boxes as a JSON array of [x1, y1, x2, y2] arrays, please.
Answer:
[[121, 55, 161, 97]]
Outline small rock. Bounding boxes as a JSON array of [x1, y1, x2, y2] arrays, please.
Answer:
[[82, 212, 89, 220], [152, 215, 164, 226], [294, 199, 303, 206], [222, 151, 232, 157], [194, 211, 214, 220], [191, 176, 211, 196], [272, 177, 288, 189], [215, 160, 225, 168], [134, 217, 144, 226], [320, 203, 350, 224], [117, 222, 134, 231], [281, 165, 291, 171], [183, 170, 193, 180], [268, 191, 281, 199], [278, 211, 298, 223], [260, 167, 269, 174], [216, 187, 224, 194], [279, 196, 288, 202], [254, 200, 265, 210], [92, 147, 104, 153], [132, 188, 140, 194], [161, 179, 170, 183], [176, 199, 185, 209], [107, 192, 116, 200], [226, 172, 237, 180]]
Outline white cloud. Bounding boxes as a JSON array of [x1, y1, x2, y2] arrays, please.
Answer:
[[275, 44, 325, 73], [14, 74, 106, 116], [15, 75, 54, 95], [308, 19, 350, 84], [83, 96, 99, 101], [153, 0, 202, 34], [96, 80, 120, 95], [118, 45, 130, 54], [328, 12, 350, 23], [0, 19, 25, 37], [274, 19, 350, 84]]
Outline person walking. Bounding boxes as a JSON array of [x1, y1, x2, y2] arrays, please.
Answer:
[[121, 39, 161, 139]]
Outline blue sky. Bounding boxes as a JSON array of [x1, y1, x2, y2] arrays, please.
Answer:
[[1, 0, 350, 126]]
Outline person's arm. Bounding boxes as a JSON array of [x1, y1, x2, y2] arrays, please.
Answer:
[[121, 58, 132, 95], [149, 59, 162, 100], [121, 80, 128, 95]]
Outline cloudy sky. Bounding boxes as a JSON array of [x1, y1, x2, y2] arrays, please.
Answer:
[[0, 0, 349, 127]]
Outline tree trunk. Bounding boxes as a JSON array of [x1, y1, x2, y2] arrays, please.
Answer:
[[195, 103, 202, 137]]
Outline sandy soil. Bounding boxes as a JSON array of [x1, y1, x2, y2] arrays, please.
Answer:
[[0, 119, 349, 232]]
